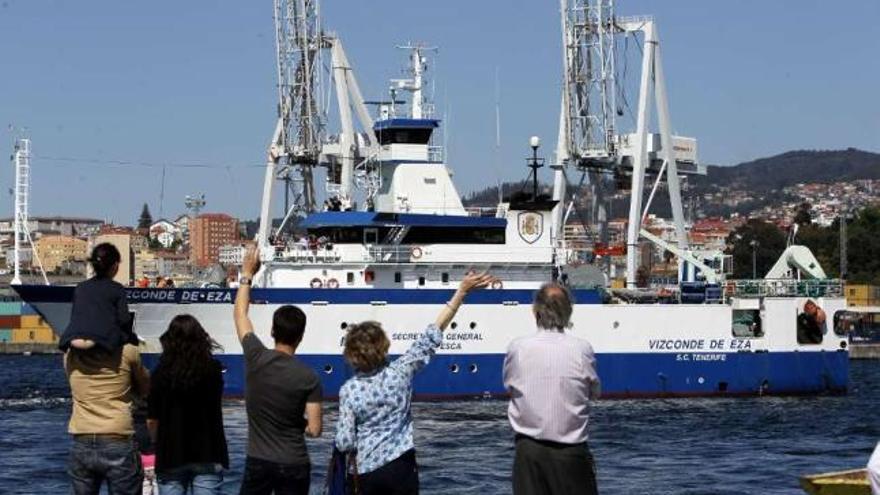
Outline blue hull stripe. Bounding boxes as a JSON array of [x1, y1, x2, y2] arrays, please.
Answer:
[[142, 351, 849, 399], [13, 285, 603, 305]]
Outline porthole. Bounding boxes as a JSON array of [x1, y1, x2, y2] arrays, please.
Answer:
[[450, 364, 460, 374], [323, 365, 334, 374], [469, 364, 478, 374], [469, 322, 477, 330], [340, 322, 348, 330], [451, 322, 458, 330]]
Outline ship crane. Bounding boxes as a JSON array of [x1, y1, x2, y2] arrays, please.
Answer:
[[554, 0, 711, 287], [258, 0, 376, 252]]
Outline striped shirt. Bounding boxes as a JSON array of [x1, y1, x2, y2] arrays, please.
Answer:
[[503, 329, 600, 445]]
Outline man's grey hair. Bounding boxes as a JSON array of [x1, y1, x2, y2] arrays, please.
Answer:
[[533, 282, 574, 331]]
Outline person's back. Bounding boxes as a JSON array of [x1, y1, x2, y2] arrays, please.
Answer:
[[66, 344, 150, 494], [243, 333, 320, 466], [234, 246, 323, 495], [334, 272, 496, 495], [505, 331, 598, 443], [147, 314, 229, 494], [503, 283, 600, 495]]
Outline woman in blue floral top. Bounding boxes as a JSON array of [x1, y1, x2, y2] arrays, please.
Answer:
[[335, 271, 496, 495]]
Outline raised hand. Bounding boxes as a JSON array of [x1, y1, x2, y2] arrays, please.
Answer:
[[458, 271, 497, 293], [242, 244, 261, 278]]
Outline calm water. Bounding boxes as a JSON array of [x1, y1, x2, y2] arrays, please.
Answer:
[[0, 355, 877, 495]]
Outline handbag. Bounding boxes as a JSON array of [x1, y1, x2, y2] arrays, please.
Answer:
[[325, 446, 359, 495]]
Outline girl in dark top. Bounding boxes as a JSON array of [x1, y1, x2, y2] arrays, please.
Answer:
[[147, 314, 229, 495], [59, 243, 137, 351]]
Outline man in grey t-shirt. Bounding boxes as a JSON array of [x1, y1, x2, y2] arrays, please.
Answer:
[[235, 246, 323, 495]]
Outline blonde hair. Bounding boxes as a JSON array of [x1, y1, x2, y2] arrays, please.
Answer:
[[343, 321, 390, 373]]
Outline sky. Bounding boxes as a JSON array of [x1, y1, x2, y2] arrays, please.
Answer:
[[0, 0, 878, 225]]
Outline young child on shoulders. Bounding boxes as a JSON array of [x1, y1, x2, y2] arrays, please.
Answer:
[[59, 243, 137, 352]]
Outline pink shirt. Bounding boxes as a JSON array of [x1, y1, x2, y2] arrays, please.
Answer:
[[503, 329, 600, 444]]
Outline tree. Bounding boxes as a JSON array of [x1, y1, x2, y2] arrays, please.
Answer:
[[847, 206, 880, 284], [725, 219, 787, 278], [793, 202, 813, 226], [138, 203, 153, 230]]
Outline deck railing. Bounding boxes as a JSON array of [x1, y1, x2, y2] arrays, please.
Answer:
[[724, 279, 844, 299]]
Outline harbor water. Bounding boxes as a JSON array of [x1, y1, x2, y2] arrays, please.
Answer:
[[0, 355, 877, 495]]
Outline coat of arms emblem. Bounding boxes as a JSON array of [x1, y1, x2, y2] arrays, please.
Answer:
[[517, 211, 543, 244]]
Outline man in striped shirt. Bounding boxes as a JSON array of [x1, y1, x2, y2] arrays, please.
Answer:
[[503, 283, 601, 495]]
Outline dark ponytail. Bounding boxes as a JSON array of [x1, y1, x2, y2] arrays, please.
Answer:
[[89, 243, 121, 279]]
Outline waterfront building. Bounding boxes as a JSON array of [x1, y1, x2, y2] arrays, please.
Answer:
[[91, 233, 134, 285], [134, 250, 159, 280], [156, 251, 191, 281], [189, 213, 239, 267], [0, 216, 104, 240], [149, 219, 181, 248], [34, 235, 88, 273]]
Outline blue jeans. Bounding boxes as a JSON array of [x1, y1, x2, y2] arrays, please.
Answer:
[[67, 435, 143, 495], [158, 463, 224, 495]]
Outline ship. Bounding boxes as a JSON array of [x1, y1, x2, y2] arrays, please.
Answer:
[[12, 1, 849, 398]]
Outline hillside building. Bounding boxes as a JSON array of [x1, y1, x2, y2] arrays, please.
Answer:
[[190, 213, 240, 267]]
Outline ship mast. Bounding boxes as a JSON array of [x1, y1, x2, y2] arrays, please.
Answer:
[[10, 137, 48, 286]]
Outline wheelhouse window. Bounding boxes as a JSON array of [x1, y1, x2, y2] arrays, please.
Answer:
[[375, 128, 433, 145], [732, 309, 763, 338], [402, 227, 505, 244]]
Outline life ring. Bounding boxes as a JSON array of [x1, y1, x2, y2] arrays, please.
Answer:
[[411, 246, 423, 259], [310, 278, 323, 289], [327, 278, 340, 289], [491, 279, 503, 290]]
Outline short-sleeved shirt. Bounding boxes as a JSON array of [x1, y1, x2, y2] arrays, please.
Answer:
[[242, 333, 322, 466], [65, 344, 150, 435], [503, 329, 600, 445], [335, 324, 442, 474]]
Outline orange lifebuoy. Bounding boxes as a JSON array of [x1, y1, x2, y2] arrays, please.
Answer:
[[327, 278, 340, 289], [491, 279, 503, 290], [310, 278, 323, 289], [411, 246, 423, 259]]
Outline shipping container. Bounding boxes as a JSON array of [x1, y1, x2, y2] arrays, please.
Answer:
[[0, 315, 22, 329], [0, 302, 22, 316], [20, 315, 48, 328], [846, 284, 880, 306], [12, 327, 57, 344], [21, 304, 39, 316], [0, 329, 11, 342]]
